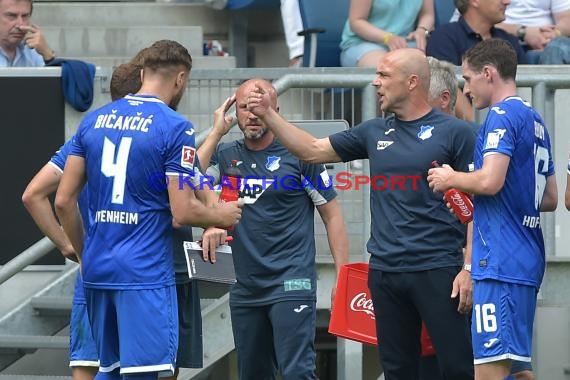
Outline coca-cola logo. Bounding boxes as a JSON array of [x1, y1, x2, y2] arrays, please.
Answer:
[[349, 292, 375, 319], [450, 192, 472, 217]]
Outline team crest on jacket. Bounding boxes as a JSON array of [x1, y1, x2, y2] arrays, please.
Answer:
[[265, 156, 281, 172], [417, 125, 434, 140]]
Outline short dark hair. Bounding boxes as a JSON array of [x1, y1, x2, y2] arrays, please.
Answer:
[[454, 0, 469, 15], [142, 40, 192, 77], [462, 39, 517, 81], [110, 63, 142, 101]]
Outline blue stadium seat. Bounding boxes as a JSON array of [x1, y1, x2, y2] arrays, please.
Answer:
[[226, 0, 280, 10], [298, 0, 350, 67]]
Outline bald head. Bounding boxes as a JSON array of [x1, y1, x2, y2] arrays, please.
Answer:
[[385, 49, 431, 92]]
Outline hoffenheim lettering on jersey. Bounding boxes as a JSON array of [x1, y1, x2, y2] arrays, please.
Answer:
[[94, 210, 138, 224]]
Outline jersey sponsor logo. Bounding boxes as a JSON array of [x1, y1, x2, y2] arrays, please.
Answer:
[[417, 125, 434, 140], [240, 178, 274, 204], [484, 128, 506, 149], [265, 156, 281, 172], [349, 292, 375, 319], [284, 279, 312, 291], [185, 128, 195, 136], [181, 146, 196, 169], [377, 140, 393, 150], [384, 128, 395, 135], [491, 106, 506, 115], [294, 304, 309, 313], [483, 338, 499, 348]]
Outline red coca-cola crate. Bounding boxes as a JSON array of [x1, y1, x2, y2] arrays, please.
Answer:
[[329, 263, 437, 356], [328, 263, 377, 345]]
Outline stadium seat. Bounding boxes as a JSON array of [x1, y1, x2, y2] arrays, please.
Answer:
[[297, 0, 350, 67], [226, 0, 280, 10]]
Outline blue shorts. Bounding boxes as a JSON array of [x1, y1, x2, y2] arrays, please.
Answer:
[[230, 300, 317, 380], [69, 302, 99, 368], [176, 281, 203, 368], [472, 279, 537, 365], [85, 286, 178, 376], [340, 40, 417, 67]]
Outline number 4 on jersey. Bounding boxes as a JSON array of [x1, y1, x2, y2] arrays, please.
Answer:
[[101, 137, 132, 205]]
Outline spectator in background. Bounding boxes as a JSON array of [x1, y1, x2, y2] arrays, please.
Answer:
[[496, 0, 570, 64], [340, 0, 434, 67], [427, 55, 536, 380], [197, 78, 349, 380], [280, 0, 304, 67], [426, 0, 527, 66], [0, 0, 54, 66]]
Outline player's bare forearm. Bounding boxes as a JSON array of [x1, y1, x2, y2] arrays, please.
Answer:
[[22, 165, 76, 259], [169, 176, 242, 227], [317, 200, 349, 274], [54, 201, 84, 259], [54, 156, 86, 259], [540, 174, 558, 212], [263, 108, 341, 164], [197, 130, 224, 174], [247, 87, 341, 164]]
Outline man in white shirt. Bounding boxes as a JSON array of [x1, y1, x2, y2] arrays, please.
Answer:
[[496, 0, 570, 64]]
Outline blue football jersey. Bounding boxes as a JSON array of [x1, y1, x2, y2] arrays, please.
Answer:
[[472, 96, 554, 288], [70, 95, 198, 290]]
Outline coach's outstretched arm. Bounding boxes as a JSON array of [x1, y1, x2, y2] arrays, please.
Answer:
[[247, 83, 342, 165]]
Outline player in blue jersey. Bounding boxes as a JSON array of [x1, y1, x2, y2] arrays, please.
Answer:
[[247, 49, 475, 379], [110, 60, 208, 379], [22, 137, 98, 380], [428, 39, 558, 380], [55, 40, 242, 380], [197, 79, 349, 380], [426, 55, 536, 380]]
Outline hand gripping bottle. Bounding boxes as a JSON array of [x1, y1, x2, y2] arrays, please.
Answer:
[[218, 160, 241, 230], [431, 161, 474, 224]]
